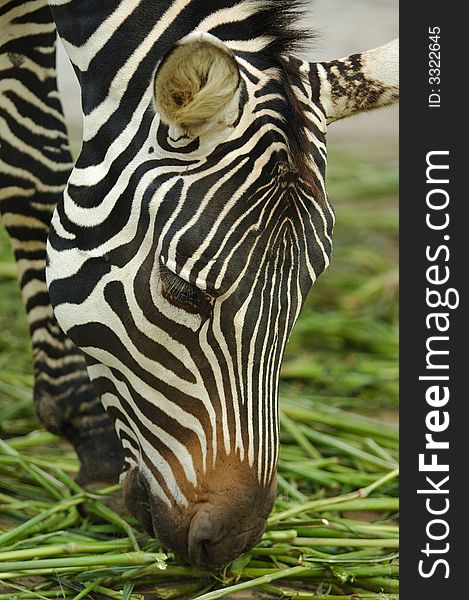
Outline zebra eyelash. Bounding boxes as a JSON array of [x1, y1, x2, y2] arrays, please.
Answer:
[[159, 265, 202, 306]]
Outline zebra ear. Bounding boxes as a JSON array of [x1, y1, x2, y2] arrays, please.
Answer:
[[311, 39, 399, 124], [153, 33, 241, 138]]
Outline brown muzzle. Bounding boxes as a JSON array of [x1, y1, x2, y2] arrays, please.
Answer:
[[122, 459, 276, 569]]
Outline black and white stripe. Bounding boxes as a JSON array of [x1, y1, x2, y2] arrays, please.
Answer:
[[44, 0, 332, 505], [1, 1, 398, 512], [0, 0, 123, 483]]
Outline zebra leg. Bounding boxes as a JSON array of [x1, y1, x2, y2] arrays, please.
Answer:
[[0, 0, 124, 484]]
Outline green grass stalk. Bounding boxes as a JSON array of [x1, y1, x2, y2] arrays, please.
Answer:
[[194, 566, 319, 600], [269, 470, 398, 524], [0, 495, 84, 546], [280, 413, 322, 459]]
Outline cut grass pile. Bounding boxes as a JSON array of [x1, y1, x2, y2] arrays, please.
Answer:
[[0, 398, 398, 599], [0, 149, 398, 598]]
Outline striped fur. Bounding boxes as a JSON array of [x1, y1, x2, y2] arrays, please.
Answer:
[[0, 0, 123, 483], [1, 0, 398, 566]]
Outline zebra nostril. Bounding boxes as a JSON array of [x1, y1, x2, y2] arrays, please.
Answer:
[[190, 537, 213, 568], [187, 507, 220, 568], [186, 505, 268, 569]]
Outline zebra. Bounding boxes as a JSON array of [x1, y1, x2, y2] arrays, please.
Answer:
[[0, 0, 399, 569]]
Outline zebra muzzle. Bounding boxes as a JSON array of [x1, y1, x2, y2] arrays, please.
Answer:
[[122, 464, 276, 569]]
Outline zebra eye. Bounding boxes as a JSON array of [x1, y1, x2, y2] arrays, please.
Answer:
[[159, 265, 202, 309]]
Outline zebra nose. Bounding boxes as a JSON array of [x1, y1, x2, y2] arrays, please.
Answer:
[[187, 507, 220, 567], [187, 504, 266, 569]]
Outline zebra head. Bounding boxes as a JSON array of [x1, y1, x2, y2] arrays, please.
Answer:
[[46, 1, 398, 569]]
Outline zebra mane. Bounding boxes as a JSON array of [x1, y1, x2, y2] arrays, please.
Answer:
[[246, 0, 314, 60], [231, 0, 319, 192]]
